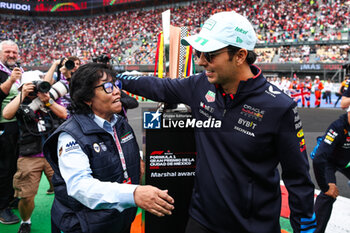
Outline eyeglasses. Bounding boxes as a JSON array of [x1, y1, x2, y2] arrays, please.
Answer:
[[94, 79, 122, 94], [195, 49, 229, 63]]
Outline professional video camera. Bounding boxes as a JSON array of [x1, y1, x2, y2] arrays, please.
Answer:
[[92, 54, 111, 64]]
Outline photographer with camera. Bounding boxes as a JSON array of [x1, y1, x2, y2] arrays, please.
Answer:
[[2, 71, 67, 233], [44, 56, 81, 119], [45, 56, 81, 84], [0, 40, 22, 225], [92, 53, 111, 64]]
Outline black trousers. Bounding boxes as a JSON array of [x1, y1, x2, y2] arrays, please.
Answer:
[[324, 91, 332, 104], [51, 217, 131, 233], [314, 192, 336, 233], [0, 122, 19, 210], [315, 168, 350, 233], [334, 94, 342, 106], [185, 216, 214, 233]]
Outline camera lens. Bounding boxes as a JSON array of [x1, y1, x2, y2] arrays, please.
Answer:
[[37, 81, 51, 93], [65, 60, 75, 70]]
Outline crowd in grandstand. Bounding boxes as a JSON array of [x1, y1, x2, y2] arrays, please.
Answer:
[[1, 0, 350, 66]]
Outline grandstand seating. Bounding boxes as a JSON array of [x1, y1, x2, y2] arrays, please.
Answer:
[[0, 0, 349, 67]]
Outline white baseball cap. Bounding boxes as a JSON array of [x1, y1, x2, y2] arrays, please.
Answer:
[[18, 70, 43, 89], [181, 11, 257, 52]]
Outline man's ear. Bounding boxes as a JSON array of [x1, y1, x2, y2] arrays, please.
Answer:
[[235, 49, 248, 65], [85, 101, 92, 107]]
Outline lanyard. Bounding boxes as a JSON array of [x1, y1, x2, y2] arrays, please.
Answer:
[[0, 61, 13, 76], [0, 61, 24, 76], [113, 127, 130, 182]]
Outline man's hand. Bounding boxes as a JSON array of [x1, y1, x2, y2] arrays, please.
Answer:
[[59, 66, 72, 79], [347, 111, 350, 125], [134, 185, 174, 217], [10, 67, 22, 83], [21, 83, 35, 98], [37, 92, 50, 103], [325, 183, 339, 199], [59, 58, 72, 79], [54, 59, 61, 66]]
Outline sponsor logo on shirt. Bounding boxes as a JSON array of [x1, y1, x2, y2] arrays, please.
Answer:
[[240, 104, 265, 121], [324, 129, 338, 145], [65, 141, 80, 152], [121, 132, 134, 144], [297, 129, 304, 138], [200, 101, 215, 113], [292, 106, 298, 114], [237, 118, 257, 129], [265, 85, 281, 98], [199, 109, 212, 119], [295, 121, 302, 130], [234, 126, 255, 137], [342, 133, 350, 149], [205, 90, 216, 102], [292, 106, 303, 130]]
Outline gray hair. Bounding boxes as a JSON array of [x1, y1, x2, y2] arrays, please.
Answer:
[[0, 40, 19, 53]]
